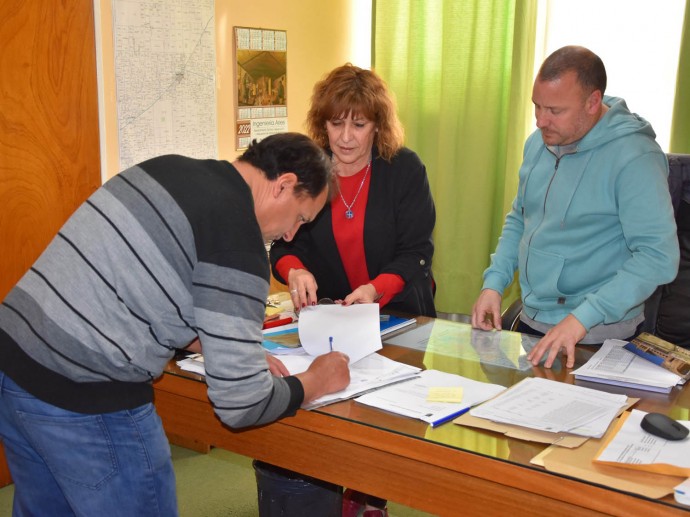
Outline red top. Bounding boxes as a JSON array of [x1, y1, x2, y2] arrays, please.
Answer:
[[276, 163, 403, 307]]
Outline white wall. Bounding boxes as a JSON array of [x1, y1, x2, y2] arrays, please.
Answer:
[[536, 0, 685, 151]]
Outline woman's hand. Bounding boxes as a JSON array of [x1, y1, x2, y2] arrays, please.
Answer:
[[342, 283, 379, 305], [287, 268, 319, 309]]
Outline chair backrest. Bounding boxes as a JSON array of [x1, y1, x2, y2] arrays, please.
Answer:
[[501, 298, 522, 331], [642, 153, 690, 347]]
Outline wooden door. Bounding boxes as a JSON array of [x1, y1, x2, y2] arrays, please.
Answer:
[[0, 0, 101, 300], [0, 0, 101, 487]]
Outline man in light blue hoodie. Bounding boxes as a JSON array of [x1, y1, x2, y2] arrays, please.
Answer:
[[471, 45, 679, 369]]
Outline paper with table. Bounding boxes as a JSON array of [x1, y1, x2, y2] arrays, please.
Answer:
[[466, 377, 631, 439], [533, 414, 687, 499], [593, 409, 690, 477], [355, 369, 506, 426], [571, 339, 683, 393]]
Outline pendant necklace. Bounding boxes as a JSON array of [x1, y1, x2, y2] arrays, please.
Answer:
[[338, 160, 371, 219]]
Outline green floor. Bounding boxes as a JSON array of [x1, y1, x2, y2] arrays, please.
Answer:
[[0, 445, 435, 516]]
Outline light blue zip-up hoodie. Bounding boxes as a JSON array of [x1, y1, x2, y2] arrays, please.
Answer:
[[483, 96, 680, 331]]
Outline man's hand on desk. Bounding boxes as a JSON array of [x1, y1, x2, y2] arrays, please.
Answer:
[[185, 338, 202, 354], [471, 289, 503, 331], [266, 353, 290, 377], [295, 352, 350, 405], [526, 315, 586, 369]]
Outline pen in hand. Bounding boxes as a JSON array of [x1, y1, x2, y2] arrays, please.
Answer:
[[329, 336, 333, 352]]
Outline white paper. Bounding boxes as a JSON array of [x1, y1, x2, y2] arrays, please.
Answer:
[[356, 369, 506, 426], [675, 477, 690, 506], [176, 349, 420, 410], [297, 303, 382, 363], [470, 377, 628, 438], [571, 339, 682, 390], [597, 409, 690, 467], [176, 353, 205, 375], [297, 352, 422, 409]]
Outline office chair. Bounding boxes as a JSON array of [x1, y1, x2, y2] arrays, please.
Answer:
[[642, 153, 690, 348], [501, 298, 523, 332], [436, 311, 472, 324]]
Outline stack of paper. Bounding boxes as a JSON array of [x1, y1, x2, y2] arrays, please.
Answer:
[[288, 351, 421, 409], [356, 369, 506, 427], [177, 353, 205, 376], [469, 377, 629, 438], [571, 339, 683, 393], [177, 304, 421, 409], [176, 350, 420, 409], [379, 315, 416, 336], [594, 409, 690, 477]]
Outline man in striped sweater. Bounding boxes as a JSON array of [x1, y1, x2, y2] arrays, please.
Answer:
[[0, 132, 350, 516]]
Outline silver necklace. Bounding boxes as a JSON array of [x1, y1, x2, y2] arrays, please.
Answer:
[[338, 161, 371, 219]]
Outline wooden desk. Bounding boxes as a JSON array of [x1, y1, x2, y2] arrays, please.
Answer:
[[154, 318, 690, 516]]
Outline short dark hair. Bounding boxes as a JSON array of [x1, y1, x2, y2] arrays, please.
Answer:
[[239, 132, 332, 198], [538, 45, 607, 96]]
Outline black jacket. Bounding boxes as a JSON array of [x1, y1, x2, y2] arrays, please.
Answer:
[[271, 147, 436, 317]]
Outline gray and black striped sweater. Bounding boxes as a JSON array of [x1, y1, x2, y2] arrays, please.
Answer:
[[0, 155, 302, 428]]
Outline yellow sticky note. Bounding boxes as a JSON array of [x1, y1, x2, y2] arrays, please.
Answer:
[[427, 386, 463, 403], [265, 306, 283, 317]]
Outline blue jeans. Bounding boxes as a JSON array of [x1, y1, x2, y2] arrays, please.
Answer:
[[0, 370, 177, 516]]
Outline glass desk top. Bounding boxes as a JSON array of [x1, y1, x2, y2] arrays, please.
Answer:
[[164, 316, 690, 511]]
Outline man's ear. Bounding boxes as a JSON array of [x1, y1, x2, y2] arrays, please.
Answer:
[[274, 172, 298, 198], [586, 89, 603, 114]]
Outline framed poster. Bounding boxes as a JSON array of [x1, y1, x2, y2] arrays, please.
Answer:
[[234, 27, 287, 149]]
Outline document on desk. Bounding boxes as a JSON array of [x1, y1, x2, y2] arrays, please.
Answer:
[[594, 409, 690, 477], [263, 308, 410, 356], [295, 303, 382, 364], [177, 350, 421, 410], [571, 339, 682, 393], [355, 369, 506, 427], [293, 351, 422, 410], [469, 377, 629, 438], [176, 353, 205, 376]]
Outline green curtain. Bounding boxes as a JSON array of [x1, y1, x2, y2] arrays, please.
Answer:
[[670, 0, 690, 153], [373, 0, 537, 315]]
